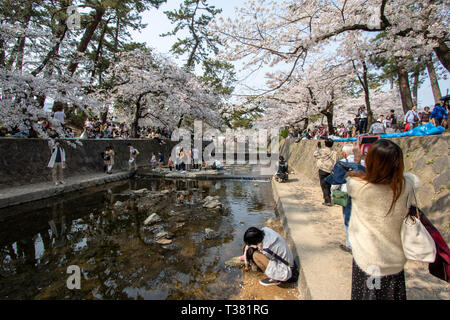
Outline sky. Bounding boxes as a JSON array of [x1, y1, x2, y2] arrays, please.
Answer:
[[129, 0, 450, 109]]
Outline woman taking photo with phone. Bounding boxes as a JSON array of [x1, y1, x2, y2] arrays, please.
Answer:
[[347, 139, 420, 300]]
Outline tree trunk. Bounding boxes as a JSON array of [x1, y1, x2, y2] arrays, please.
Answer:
[[32, 26, 67, 76], [412, 71, 420, 106], [177, 114, 185, 128], [0, 38, 5, 67], [353, 60, 374, 126], [132, 102, 141, 138], [321, 98, 334, 135], [10, 0, 34, 72], [90, 19, 110, 84], [361, 60, 374, 127], [396, 61, 414, 114], [434, 40, 450, 73], [68, 6, 106, 76], [324, 111, 334, 135], [426, 59, 442, 104], [302, 118, 309, 131], [186, 40, 199, 69], [101, 110, 108, 124]]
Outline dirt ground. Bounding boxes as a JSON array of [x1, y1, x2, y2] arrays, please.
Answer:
[[230, 219, 301, 300]]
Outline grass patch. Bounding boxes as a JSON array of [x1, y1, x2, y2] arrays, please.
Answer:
[[426, 159, 434, 165]]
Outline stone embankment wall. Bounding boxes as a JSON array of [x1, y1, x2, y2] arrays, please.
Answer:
[[0, 138, 177, 189], [280, 135, 450, 242]]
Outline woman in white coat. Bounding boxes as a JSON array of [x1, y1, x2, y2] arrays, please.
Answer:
[[47, 141, 66, 185]]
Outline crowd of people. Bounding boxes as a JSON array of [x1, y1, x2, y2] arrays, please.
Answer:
[[80, 118, 172, 142], [287, 101, 448, 142], [0, 107, 172, 142]]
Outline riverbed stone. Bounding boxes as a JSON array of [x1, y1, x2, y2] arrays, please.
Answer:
[[156, 238, 173, 245], [133, 188, 149, 195], [202, 195, 220, 203], [155, 231, 169, 240], [144, 213, 162, 225], [174, 222, 186, 230], [114, 201, 124, 208], [204, 228, 218, 240], [225, 256, 245, 268], [203, 199, 222, 209]]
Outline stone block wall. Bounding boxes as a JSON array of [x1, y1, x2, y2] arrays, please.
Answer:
[[0, 138, 177, 189], [280, 135, 450, 242]]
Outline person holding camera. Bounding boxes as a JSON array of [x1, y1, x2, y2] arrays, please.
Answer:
[[313, 138, 338, 206]]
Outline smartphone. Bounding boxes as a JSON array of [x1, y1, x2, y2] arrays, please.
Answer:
[[360, 136, 379, 145], [358, 135, 380, 156]]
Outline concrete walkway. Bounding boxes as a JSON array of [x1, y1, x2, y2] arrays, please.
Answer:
[[272, 172, 450, 300], [0, 171, 132, 209], [271, 173, 353, 300]]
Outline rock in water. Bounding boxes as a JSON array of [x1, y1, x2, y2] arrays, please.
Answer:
[[204, 228, 218, 240], [144, 213, 162, 225], [155, 231, 169, 240], [225, 256, 245, 268], [133, 188, 149, 194], [202, 195, 220, 203], [203, 199, 222, 209], [156, 239, 173, 245], [114, 201, 124, 208]]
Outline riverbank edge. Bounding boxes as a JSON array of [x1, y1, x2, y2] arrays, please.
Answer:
[[0, 171, 133, 209], [271, 178, 310, 300]]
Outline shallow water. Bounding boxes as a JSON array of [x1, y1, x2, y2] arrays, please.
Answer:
[[0, 178, 276, 300]]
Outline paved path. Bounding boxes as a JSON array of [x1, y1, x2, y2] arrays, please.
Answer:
[[0, 171, 132, 209], [272, 173, 353, 300], [272, 172, 449, 300]]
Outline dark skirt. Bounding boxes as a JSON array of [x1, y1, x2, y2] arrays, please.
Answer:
[[351, 260, 406, 300]]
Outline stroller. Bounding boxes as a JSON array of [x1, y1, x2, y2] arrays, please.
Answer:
[[275, 160, 289, 182]]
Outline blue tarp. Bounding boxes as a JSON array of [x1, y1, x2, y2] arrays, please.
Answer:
[[332, 123, 445, 142]]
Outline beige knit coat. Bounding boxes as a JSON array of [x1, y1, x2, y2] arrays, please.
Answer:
[[347, 173, 421, 276]]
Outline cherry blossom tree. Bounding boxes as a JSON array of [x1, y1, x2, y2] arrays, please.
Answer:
[[98, 48, 225, 137], [211, 0, 449, 113]]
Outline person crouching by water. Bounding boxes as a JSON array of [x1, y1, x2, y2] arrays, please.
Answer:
[[275, 156, 289, 182], [347, 139, 420, 300], [48, 141, 66, 186], [243, 227, 298, 286]]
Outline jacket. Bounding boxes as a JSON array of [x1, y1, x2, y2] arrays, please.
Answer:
[[405, 110, 420, 123], [48, 147, 66, 168], [313, 148, 337, 173], [431, 105, 448, 120], [369, 121, 386, 134], [347, 173, 421, 276], [325, 161, 366, 185]]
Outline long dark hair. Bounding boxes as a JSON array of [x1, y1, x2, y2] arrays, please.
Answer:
[[350, 139, 405, 215]]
